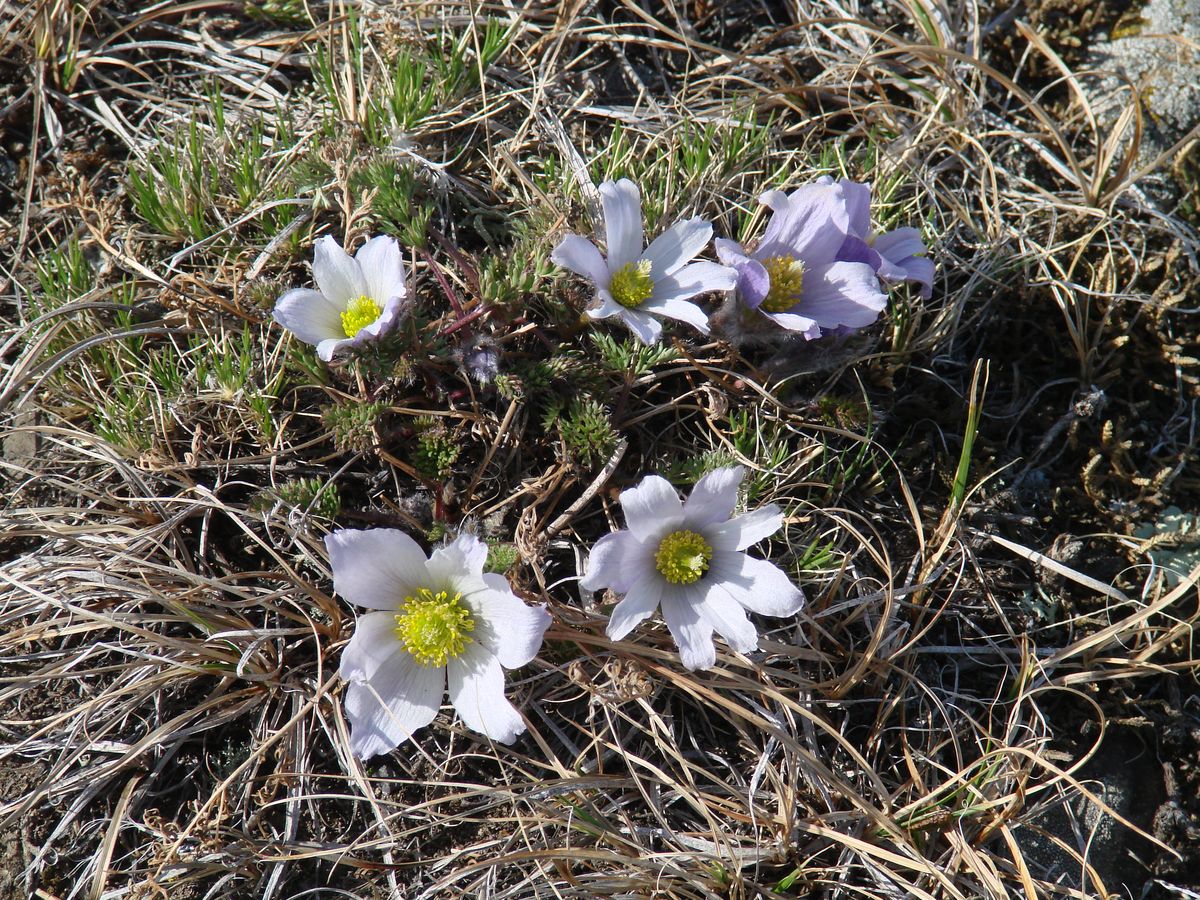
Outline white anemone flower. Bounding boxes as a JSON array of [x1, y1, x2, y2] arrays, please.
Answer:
[[551, 178, 737, 344], [579, 466, 804, 670], [273, 235, 408, 362], [327, 528, 551, 758]]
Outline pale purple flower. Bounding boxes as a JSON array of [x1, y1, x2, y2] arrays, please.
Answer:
[[327, 528, 551, 758], [829, 177, 934, 300], [715, 181, 887, 339], [580, 467, 805, 671], [273, 235, 408, 361], [551, 178, 737, 344]]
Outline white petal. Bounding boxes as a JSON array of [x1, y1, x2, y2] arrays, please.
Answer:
[[355, 235, 407, 304], [763, 311, 821, 338], [580, 530, 653, 594], [447, 642, 525, 743], [605, 570, 665, 641], [619, 475, 684, 541], [682, 466, 744, 530], [426, 533, 488, 586], [696, 582, 760, 653], [343, 650, 443, 758], [273, 288, 345, 346], [648, 260, 737, 304], [324, 529, 431, 610], [600, 179, 644, 269], [313, 235, 367, 305], [317, 336, 355, 361], [757, 183, 843, 265], [339, 610, 401, 682], [706, 552, 805, 617], [708, 504, 784, 551], [468, 573, 551, 668], [355, 292, 405, 341], [641, 217, 712, 278], [638, 296, 709, 334], [660, 585, 716, 670], [588, 290, 624, 321], [616, 307, 662, 344], [552, 234, 611, 287]]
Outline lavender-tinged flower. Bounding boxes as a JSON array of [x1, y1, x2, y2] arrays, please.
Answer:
[[328, 528, 551, 758], [715, 182, 887, 339], [551, 178, 737, 345], [830, 177, 934, 300], [273, 235, 408, 361], [580, 467, 805, 671]]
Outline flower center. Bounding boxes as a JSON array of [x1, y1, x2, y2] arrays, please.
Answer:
[[341, 295, 383, 338], [761, 255, 805, 313], [654, 529, 713, 585], [393, 588, 474, 667], [609, 259, 654, 309]]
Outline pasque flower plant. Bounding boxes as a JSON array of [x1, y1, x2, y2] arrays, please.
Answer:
[[552, 178, 736, 344], [827, 176, 934, 299], [328, 528, 551, 758], [715, 180, 887, 338], [273, 235, 409, 361], [580, 467, 805, 670]]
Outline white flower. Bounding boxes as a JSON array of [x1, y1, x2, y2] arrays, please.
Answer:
[[551, 178, 737, 344], [327, 528, 551, 758], [579, 467, 804, 670], [273, 235, 408, 362]]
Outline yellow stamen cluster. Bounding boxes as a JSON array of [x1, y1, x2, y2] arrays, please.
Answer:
[[341, 295, 384, 338], [394, 588, 474, 667], [654, 530, 713, 585], [760, 255, 805, 313], [609, 259, 654, 309]]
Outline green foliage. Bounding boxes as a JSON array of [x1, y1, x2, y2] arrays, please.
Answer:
[[323, 401, 387, 453], [412, 417, 461, 479], [254, 476, 341, 521], [590, 332, 678, 378], [34, 238, 91, 309], [484, 540, 520, 574], [244, 0, 309, 25], [355, 160, 435, 248], [554, 398, 617, 468], [478, 214, 556, 308]]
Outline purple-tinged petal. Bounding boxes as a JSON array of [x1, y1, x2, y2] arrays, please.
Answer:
[[273, 288, 345, 346], [606, 570, 665, 641], [757, 183, 845, 265], [899, 256, 935, 299], [325, 528, 429, 610], [798, 261, 887, 330], [836, 235, 881, 268], [661, 585, 716, 670], [641, 217, 712, 278], [313, 235, 367, 306], [343, 649, 443, 758], [355, 235, 407, 305], [839, 179, 873, 239], [619, 475, 684, 541], [447, 642, 524, 743], [706, 552, 805, 617], [872, 227, 927, 264], [553, 234, 611, 288], [682, 466, 744, 529], [714, 237, 750, 268], [708, 504, 784, 552], [600, 179, 643, 269]]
